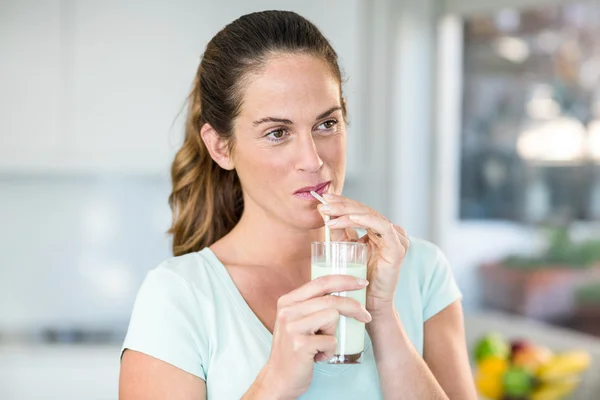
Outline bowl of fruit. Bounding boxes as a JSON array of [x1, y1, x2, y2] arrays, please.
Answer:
[[473, 333, 592, 400]]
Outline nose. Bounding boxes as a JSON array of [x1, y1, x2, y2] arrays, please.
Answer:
[[295, 133, 324, 173]]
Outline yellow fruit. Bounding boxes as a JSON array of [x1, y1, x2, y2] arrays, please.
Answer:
[[475, 357, 509, 400], [476, 375, 504, 400], [536, 350, 591, 382], [531, 377, 581, 400], [478, 356, 510, 375]]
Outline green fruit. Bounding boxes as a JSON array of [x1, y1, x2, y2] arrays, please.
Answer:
[[503, 367, 535, 397], [475, 333, 510, 362]]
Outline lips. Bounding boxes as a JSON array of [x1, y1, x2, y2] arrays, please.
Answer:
[[294, 181, 331, 195]]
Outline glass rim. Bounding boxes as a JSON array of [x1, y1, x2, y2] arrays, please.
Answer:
[[311, 241, 368, 248]]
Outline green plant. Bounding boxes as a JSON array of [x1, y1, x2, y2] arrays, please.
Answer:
[[575, 281, 600, 305], [502, 227, 600, 270]]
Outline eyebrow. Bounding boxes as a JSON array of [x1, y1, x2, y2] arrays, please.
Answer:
[[252, 106, 342, 127]]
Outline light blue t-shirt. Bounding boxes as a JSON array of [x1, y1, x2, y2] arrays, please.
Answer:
[[122, 237, 462, 399]]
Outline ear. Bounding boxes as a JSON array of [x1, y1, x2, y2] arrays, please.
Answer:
[[200, 123, 235, 170]]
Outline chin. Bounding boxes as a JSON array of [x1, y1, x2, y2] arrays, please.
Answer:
[[290, 210, 326, 230]]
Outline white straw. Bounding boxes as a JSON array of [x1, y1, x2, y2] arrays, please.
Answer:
[[310, 191, 331, 265], [310, 190, 327, 205], [310, 191, 330, 241]]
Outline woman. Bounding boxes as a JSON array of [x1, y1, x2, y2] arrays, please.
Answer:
[[119, 10, 477, 400]]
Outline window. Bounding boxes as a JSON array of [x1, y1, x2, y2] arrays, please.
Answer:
[[460, 1, 600, 222]]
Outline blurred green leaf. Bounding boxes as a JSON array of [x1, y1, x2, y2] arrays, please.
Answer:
[[575, 281, 600, 305], [502, 227, 600, 270]]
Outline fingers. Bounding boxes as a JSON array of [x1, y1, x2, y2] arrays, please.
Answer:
[[315, 351, 332, 362], [289, 308, 340, 336], [308, 335, 338, 360], [319, 194, 394, 242], [322, 193, 359, 205], [397, 230, 410, 250], [325, 213, 396, 240], [319, 201, 381, 220], [394, 225, 408, 238], [278, 274, 368, 306], [317, 207, 359, 242], [318, 198, 389, 239], [345, 227, 360, 241], [325, 214, 408, 264], [278, 295, 371, 326], [322, 206, 410, 252], [282, 320, 338, 359]]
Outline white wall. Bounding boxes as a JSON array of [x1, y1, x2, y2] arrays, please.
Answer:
[[388, 0, 437, 239], [0, 176, 172, 331]]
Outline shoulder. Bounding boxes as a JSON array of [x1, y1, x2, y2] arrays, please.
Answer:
[[153, 250, 207, 280], [145, 248, 217, 290], [399, 236, 460, 300], [131, 248, 223, 317], [405, 236, 444, 261], [123, 250, 214, 380], [402, 237, 462, 321], [402, 236, 447, 279]]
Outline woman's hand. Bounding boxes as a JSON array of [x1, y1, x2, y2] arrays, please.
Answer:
[[317, 193, 410, 316], [249, 275, 371, 400]]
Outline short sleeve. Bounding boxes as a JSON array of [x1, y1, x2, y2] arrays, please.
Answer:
[[121, 266, 207, 380], [421, 246, 463, 322]]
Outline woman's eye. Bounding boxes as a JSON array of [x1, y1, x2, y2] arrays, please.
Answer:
[[318, 119, 338, 130], [265, 129, 288, 142]]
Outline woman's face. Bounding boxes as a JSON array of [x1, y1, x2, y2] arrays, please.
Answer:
[[231, 53, 346, 230]]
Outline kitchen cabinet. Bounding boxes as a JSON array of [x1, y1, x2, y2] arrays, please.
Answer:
[[64, 0, 211, 174], [0, 0, 211, 174], [0, 1, 62, 172], [0, 0, 366, 176], [0, 344, 121, 400]]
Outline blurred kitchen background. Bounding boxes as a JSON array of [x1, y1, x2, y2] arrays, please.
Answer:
[[1, 0, 600, 399]]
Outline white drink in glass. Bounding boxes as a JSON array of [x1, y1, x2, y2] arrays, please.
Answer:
[[311, 242, 368, 364]]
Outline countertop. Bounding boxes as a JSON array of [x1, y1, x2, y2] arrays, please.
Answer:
[[0, 343, 121, 400]]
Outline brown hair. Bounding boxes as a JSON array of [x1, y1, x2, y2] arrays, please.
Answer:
[[168, 10, 346, 256]]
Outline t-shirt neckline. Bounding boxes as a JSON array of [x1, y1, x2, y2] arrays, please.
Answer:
[[199, 247, 364, 376], [200, 247, 274, 345]]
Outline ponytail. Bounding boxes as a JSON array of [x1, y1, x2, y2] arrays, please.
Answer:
[[168, 74, 243, 256]]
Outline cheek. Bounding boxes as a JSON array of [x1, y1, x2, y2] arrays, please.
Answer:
[[236, 149, 288, 186], [318, 137, 346, 165]]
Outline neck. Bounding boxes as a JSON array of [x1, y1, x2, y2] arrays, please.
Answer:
[[219, 201, 324, 277]]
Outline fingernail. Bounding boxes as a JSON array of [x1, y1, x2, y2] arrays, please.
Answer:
[[349, 215, 359, 221], [364, 312, 372, 322], [357, 278, 368, 286], [323, 194, 335, 200], [319, 205, 331, 212], [325, 219, 337, 226]]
